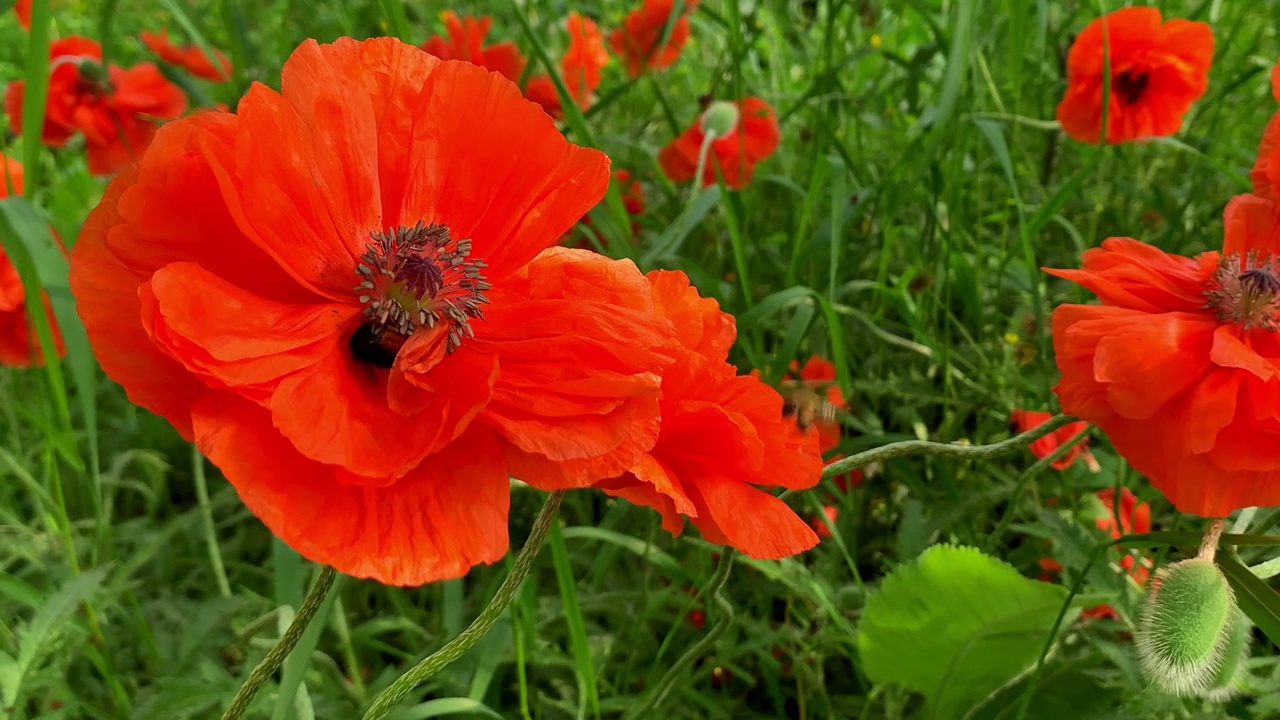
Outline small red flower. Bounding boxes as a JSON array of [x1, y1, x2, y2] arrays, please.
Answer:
[[523, 75, 562, 118], [1046, 195, 1280, 517], [686, 608, 705, 629], [1055, 8, 1213, 144], [810, 505, 838, 539], [659, 97, 779, 189], [140, 30, 233, 82], [4, 36, 187, 175], [613, 169, 646, 216], [610, 0, 698, 78], [422, 11, 526, 84], [0, 157, 64, 367], [563, 12, 608, 110], [1010, 409, 1096, 471], [14, 0, 30, 29]]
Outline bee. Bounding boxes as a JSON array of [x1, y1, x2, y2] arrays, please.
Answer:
[[779, 382, 841, 432]]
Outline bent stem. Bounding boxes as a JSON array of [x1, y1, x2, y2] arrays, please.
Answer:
[[361, 489, 568, 720], [220, 565, 338, 720], [625, 550, 736, 720], [1198, 518, 1227, 562]]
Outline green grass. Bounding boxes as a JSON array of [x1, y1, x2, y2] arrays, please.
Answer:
[[3, 0, 1280, 718]]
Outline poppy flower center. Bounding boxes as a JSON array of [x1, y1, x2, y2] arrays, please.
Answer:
[[1113, 70, 1149, 105], [350, 222, 490, 367], [1205, 252, 1280, 332]]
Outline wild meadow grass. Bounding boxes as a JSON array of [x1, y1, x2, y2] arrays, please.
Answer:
[[2, 1, 1280, 718]]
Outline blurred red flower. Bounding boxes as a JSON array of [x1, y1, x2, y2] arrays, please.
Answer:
[[0, 157, 64, 367], [610, 0, 698, 78], [13, 0, 30, 29], [4, 36, 187, 175], [597, 271, 823, 559], [422, 11, 525, 83], [1055, 8, 1213, 144], [783, 355, 844, 452], [563, 12, 608, 109], [523, 75, 562, 118], [810, 505, 838, 539], [659, 97, 779, 189], [1010, 409, 1096, 471], [1250, 59, 1280, 202], [825, 454, 863, 494], [1046, 194, 1280, 517], [1039, 487, 1152, 620], [141, 30, 232, 81], [613, 169, 646, 216], [69, 38, 677, 586]]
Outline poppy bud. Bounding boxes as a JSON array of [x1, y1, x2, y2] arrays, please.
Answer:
[[1198, 608, 1251, 701], [700, 101, 740, 137], [1135, 558, 1237, 696]]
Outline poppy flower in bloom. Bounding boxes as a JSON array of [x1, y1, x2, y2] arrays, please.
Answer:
[[1010, 409, 1097, 471], [13, 0, 30, 29], [1055, 8, 1213, 144], [782, 355, 845, 453], [69, 37, 678, 586], [597, 271, 824, 559], [1250, 59, 1280, 203], [5, 36, 187, 175], [610, 0, 698, 78], [1046, 194, 1280, 517], [659, 97, 780, 190], [141, 30, 233, 82], [0, 157, 64, 367], [563, 12, 608, 109], [810, 505, 838, 539], [523, 75, 562, 118], [422, 11, 525, 83]]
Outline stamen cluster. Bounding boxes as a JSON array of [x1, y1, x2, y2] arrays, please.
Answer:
[[1204, 251, 1280, 332]]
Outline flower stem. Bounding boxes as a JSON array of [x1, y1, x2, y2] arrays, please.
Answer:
[[193, 445, 232, 598], [220, 565, 338, 720], [1198, 518, 1227, 562], [361, 489, 567, 720]]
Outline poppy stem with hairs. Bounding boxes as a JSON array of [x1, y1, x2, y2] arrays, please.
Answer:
[[361, 489, 569, 720], [1197, 518, 1227, 562], [220, 564, 338, 720], [820, 413, 1078, 480]]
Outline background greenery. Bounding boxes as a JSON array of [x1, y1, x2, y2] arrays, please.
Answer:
[[3, 0, 1280, 718]]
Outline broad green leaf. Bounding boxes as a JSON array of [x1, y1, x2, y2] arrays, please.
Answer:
[[858, 544, 1078, 720], [1218, 552, 1280, 647]]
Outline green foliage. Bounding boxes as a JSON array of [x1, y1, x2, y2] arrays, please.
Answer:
[[858, 544, 1080, 719]]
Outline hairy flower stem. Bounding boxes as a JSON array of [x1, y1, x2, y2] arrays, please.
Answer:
[[625, 550, 736, 720], [1198, 518, 1227, 563], [820, 413, 1078, 480], [361, 490, 568, 720], [220, 565, 338, 720]]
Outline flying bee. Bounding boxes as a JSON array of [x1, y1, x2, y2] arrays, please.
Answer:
[[779, 381, 841, 433]]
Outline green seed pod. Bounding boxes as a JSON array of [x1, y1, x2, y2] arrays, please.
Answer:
[[1199, 607, 1252, 702], [700, 101, 741, 137], [1134, 558, 1236, 696]]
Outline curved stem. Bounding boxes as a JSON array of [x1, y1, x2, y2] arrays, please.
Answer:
[[361, 490, 567, 720], [625, 550, 736, 720], [221, 565, 338, 720], [821, 413, 1077, 480]]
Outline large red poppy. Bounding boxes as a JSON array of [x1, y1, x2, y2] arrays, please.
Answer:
[[1010, 409, 1096, 471], [597, 271, 823, 559], [141, 30, 232, 82], [4, 36, 187, 175], [1046, 194, 1280, 517], [69, 38, 675, 586], [422, 12, 525, 84], [0, 157, 64, 367], [610, 0, 697, 78], [659, 97, 780, 189], [1055, 8, 1213, 144]]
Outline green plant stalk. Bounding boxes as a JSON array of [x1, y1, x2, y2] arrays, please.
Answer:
[[360, 490, 567, 720], [221, 565, 338, 720], [625, 550, 736, 719], [193, 445, 232, 598], [821, 413, 1076, 479]]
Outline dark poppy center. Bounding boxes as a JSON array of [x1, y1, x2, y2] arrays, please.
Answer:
[[1113, 71, 1149, 105], [1205, 252, 1280, 332], [349, 222, 490, 367]]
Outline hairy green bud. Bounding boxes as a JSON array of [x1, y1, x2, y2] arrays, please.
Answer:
[[1199, 607, 1251, 702], [1134, 558, 1236, 696], [700, 101, 741, 137]]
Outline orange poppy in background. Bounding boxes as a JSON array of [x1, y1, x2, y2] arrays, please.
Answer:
[[610, 0, 697, 77], [422, 11, 525, 83], [1010, 409, 1096, 471], [613, 169, 646, 215], [1055, 7, 1213, 144], [141, 30, 232, 81], [597, 271, 824, 559], [563, 12, 608, 109], [0, 157, 64, 367], [659, 97, 780, 189], [69, 38, 677, 586], [1047, 193, 1280, 517], [4, 36, 186, 175], [810, 505, 838, 540], [13, 0, 30, 29], [1250, 58, 1280, 201]]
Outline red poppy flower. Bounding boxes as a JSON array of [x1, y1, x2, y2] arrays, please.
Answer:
[[780, 355, 844, 453], [810, 505, 838, 539], [422, 11, 525, 84], [1251, 60, 1280, 202], [5, 36, 187, 175], [1055, 8, 1213, 144], [563, 12, 608, 109], [14, 0, 30, 29], [659, 97, 780, 189], [0, 157, 64, 367], [597, 270, 823, 559], [610, 0, 697, 78], [69, 38, 676, 586], [523, 74, 562, 119], [613, 169, 646, 216], [140, 30, 232, 82], [1010, 409, 1097, 471], [1046, 194, 1280, 517]]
